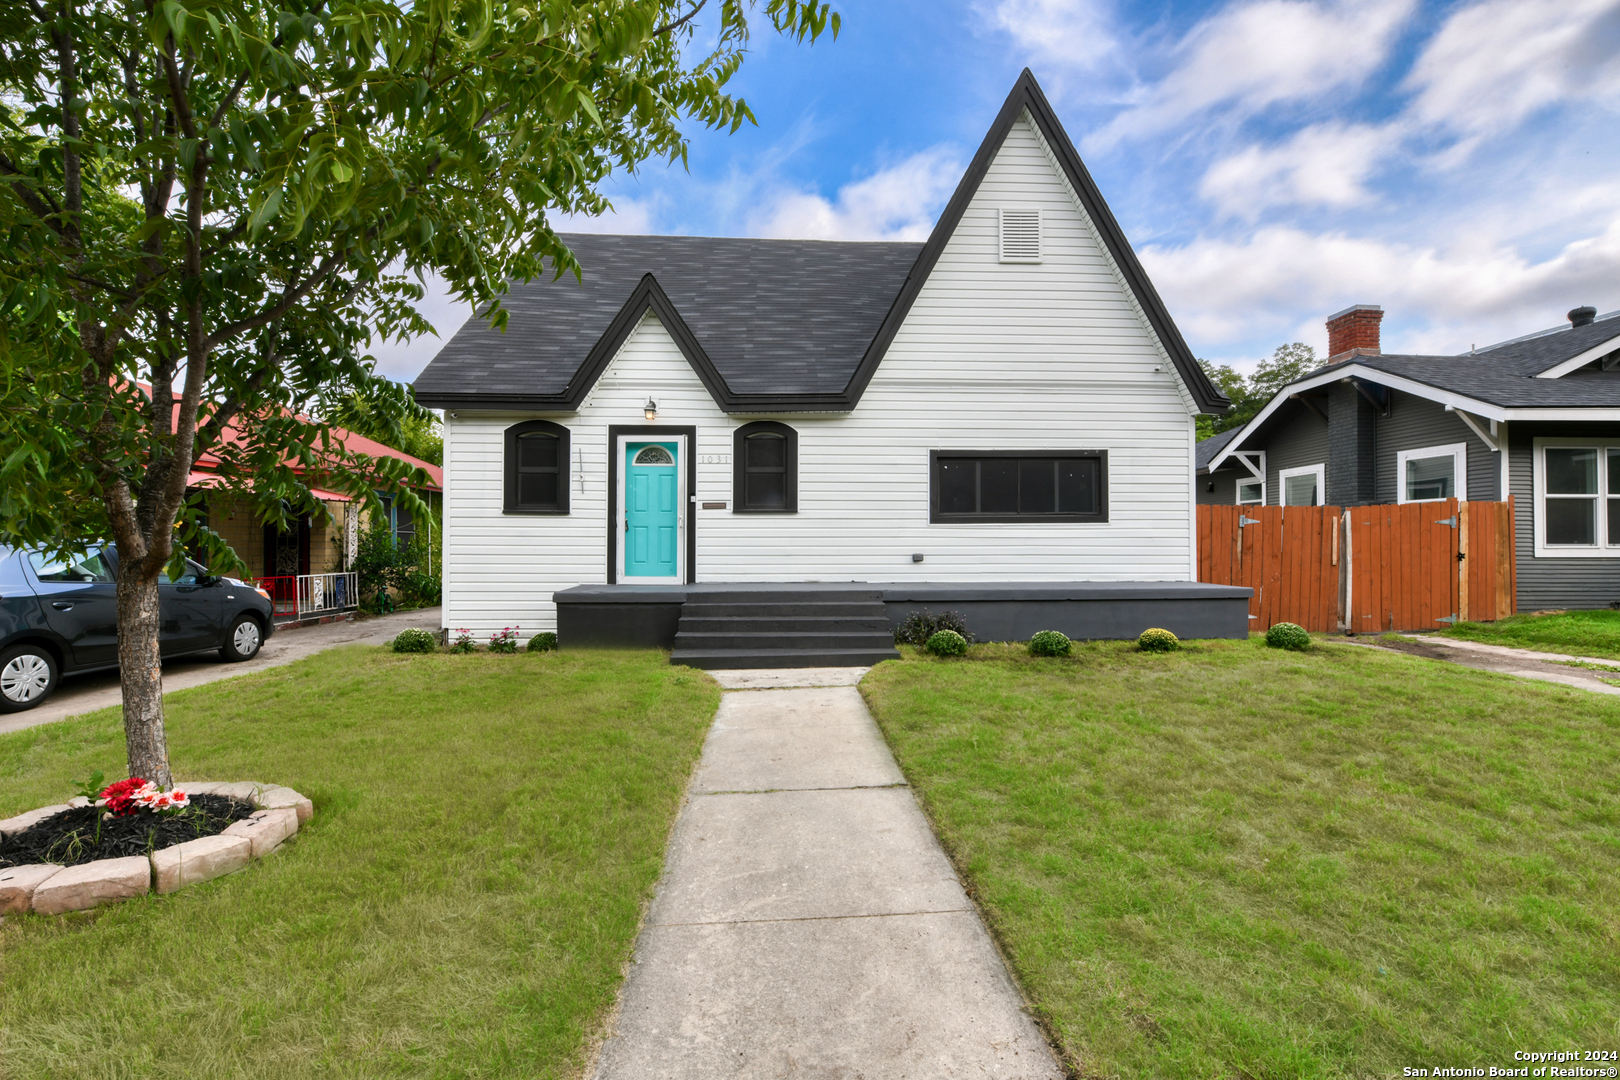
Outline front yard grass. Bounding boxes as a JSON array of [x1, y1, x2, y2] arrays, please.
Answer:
[[862, 639, 1620, 1079], [1440, 608, 1620, 659], [0, 646, 719, 1079]]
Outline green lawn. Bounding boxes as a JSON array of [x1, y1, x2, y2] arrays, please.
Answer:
[[0, 647, 719, 1079], [1441, 608, 1620, 660], [862, 639, 1620, 1079]]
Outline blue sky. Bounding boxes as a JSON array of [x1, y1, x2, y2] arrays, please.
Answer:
[[375, 0, 1620, 382]]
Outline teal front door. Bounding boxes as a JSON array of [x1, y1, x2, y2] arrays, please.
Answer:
[[624, 441, 680, 579]]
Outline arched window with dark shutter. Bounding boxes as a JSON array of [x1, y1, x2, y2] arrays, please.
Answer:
[[504, 420, 570, 514], [732, 421, 798, 512]]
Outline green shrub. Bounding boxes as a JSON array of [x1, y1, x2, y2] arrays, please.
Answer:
[[925, 629, 968, 657], [390, 627, 438, 654], [1028, 630, 1072, 657], [527, 632, 558, 653], [1266, 622, 1312, 651], [354, 519, 441, 612], [450, 628, 477, 654], [896, 609, 973, 646], [488, 627, 520, 654], [1137, 627, 1180, 652]]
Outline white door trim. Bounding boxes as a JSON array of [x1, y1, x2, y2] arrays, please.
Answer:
[[616, 433, 687, 584]]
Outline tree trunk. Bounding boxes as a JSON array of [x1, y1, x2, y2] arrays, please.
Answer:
[[116, 568, 172, 787]]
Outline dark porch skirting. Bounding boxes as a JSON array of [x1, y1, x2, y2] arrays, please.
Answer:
[[554, 581, 1253, 650]]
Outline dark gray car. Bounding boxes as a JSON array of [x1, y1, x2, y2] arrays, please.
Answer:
[[0, 544, 275, 713]]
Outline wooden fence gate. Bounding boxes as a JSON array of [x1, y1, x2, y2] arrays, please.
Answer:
[[1197, 498, 1516, 633]]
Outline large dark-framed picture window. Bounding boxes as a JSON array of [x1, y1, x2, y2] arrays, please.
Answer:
[[733, 421, 798, 512], [504, 419, 570, 514], [930, 450, 1107, 523]]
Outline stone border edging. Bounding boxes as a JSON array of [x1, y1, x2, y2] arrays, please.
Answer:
[[0, 781, 313, 916]]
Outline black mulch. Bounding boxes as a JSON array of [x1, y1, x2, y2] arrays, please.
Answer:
[[0, 794, 257, 869]]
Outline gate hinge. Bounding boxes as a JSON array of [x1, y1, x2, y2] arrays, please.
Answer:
[[1435, 613, 1458, 624], [1435, 515, 1458, 527], [1239, 516, 1261, 527]]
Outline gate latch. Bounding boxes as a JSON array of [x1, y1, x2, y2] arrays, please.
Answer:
[[1435, 515, 1458, 528]]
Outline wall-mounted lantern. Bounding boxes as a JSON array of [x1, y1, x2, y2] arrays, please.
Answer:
[[644, 398, 658, 422]]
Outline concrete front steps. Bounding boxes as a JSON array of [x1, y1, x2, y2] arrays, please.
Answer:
[[670, 589, 900, 669]]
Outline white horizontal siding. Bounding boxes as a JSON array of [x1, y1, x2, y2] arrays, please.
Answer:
[[441, 113, 1198, 634]]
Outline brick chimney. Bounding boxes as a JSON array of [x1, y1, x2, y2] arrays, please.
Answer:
[[1326, 304, 1383, 364]]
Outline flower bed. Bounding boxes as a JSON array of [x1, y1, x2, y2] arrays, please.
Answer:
[[0, 781, 313, 915], [0, 794, 255, 867]]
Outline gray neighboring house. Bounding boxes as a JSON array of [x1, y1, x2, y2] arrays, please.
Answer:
[[1199, 303, 1620, 610]]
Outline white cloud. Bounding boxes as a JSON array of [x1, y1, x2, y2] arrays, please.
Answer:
[[1405, 0, 1620, 146], [550, 196, 659, 235], [1199, 122, 1399, 218], [1139, 218, 1620, 357], [1091, 0, 1415, 147], [748, 148, 963, 241], [987, 0, 1118, 72]]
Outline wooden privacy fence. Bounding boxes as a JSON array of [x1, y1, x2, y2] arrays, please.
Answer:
[[1197, 498, 1516, 633]]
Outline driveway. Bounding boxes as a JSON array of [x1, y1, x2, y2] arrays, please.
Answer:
[[1, 607, 442, 736]]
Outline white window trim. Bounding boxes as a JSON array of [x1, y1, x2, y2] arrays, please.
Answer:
[[1533, 436, 1620, 558], [1277, 463, 1325, 507], [1396, 442, 1468, 504], [1230, 450, 1266, 505], [616, 433, 687, 584], [1236, 479, 1265, 505]]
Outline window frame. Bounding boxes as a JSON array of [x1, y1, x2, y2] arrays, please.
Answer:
[[1395, 441, 1468, 504], [1236, 479, 1264, 505], [928, 449, 1108, 524], [732, 421, 798, 513], [503, 419, 571, 515], [1533, 436, 1620, 557], [1277, 463, 1326, 507]]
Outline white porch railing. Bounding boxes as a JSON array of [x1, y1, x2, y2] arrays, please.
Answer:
[[299, 572, 357, 618], [256, 572, 358, 621]]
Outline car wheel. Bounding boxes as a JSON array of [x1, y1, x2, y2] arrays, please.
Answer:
[[0, 644, 58, 713], [220, 615, 263, 662]]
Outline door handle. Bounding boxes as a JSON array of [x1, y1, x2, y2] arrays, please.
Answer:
[[52, 601, 74, 610], [624, 519, 629, 532]]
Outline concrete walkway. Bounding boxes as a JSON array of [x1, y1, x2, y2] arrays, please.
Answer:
[[591, 668, 1061, 1080], [0, 607, 443, 736], [1362, 633, 1620, 696]]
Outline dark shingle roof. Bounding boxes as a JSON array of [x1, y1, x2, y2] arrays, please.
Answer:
[[1195, 427, 1240, 471], [413, 233, 921, 404], [1474, 311, 1620, 372], [1340, 311, 1620, 408], [1349, 351, 1620, 407], [1261, 312, 1620, 411]]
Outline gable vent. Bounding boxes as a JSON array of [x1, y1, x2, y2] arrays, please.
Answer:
[[998, 208, 1042, 263]]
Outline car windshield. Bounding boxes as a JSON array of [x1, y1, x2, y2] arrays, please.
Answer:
[[30, 550, 115, 583]]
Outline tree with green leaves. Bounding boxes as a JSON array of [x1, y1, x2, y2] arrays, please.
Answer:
[[0, 0, 838, 786], [319, 378, 443, 465], [1198, 342, 1319, 437]]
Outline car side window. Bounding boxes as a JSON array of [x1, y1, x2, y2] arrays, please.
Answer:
[[30, 550, 115, 583], [157, 560, 206, 585]]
